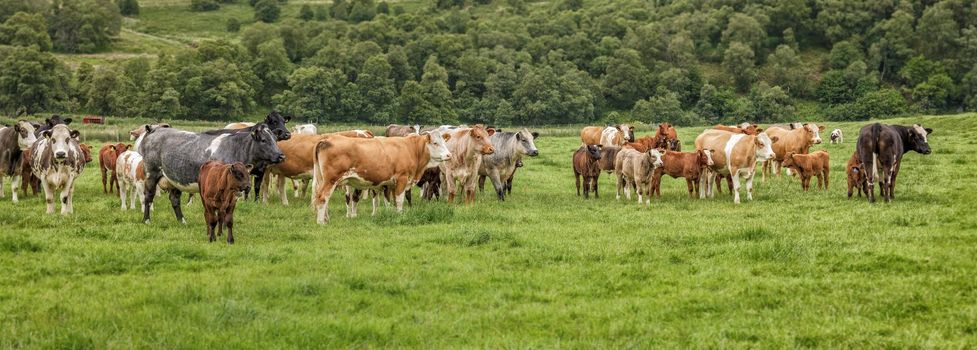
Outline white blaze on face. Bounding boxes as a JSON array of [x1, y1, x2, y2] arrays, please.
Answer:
[[48, 125, 73, 160], [16, 122, 37, 150], [649, 149, 664, 168], [913, 124, 929, 143], [807, 123, 823, 144], [621, 124, 633, 141], [755, 133, 776, 161], [426, 132, 452, 166], [412, 124, 420, 134]]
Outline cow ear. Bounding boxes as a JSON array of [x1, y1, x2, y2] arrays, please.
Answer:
[[64, 118, 72, 125], [70, 130, 80, 139], [441, 133, 451, 142], [283, 115, 292, 123], [42, 130, 52, 138], [756, 128, 764, 133], [925, 128, 933, 135], [531, 132, 539, 139], [44, 118, 51, 125], [818, 125, 826, 131], [126, 144, 132, 150], [13, 124, 21, 132], [486, 128, 496, 136], [770, 136, 779, 143], [245, 164, 254, 173]]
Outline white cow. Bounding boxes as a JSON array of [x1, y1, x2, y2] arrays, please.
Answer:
[[30, 125, 85, 215]]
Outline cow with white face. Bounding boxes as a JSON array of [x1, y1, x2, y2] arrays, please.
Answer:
[[695, 129, 779, 203], [0, 120, 38, 202], [762, 122, 824, 179], [30, 125, 85, 214]]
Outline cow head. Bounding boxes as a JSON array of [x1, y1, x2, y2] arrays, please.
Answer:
[[586, 144, 602, 160], [515, 128, 539, 157], [227, 162, 254, 197], [45, 115, 72, 128], [910, 124, 933, 155], [251, 124, 286, 164], [112, 143, 129, 158], [698, 149, 715, 167], [424, 131, 452, 165], [618, 124, 634, 142], [13, 120, 37, 150], [263, 111, 292, 141], [79, 144, 93, 163], [647, 148, 665, 168], [470, 124, 496, 155], [42, 125, 80, 162], [781, 152, 797, 168], [754, 133, 778, 161], [802, 123, 825, 144]]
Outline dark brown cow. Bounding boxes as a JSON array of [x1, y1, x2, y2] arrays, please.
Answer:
[[781, 151, 830, 191], [856, 123, 932, 202], [199, 161, 252, 244], [846, 152, 866, 198], [650, 149, 714, 198], [99, 143, 129, 193], [573, 145, 602, 198]]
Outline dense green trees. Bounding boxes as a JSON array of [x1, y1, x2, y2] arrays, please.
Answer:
[[4, 0, 977, 124]]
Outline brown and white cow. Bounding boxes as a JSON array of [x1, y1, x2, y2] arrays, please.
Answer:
[[614, 147, 665, 205], [99, 143, 129, 194], [695, 129, 778, 203], [116, 150, 153, 211], [311, 132, 452, 224], [763, 123, 824, 179], [30, 125, 85, 215], [439, 124, 495, 204], [291, 124, 317, 135], [199, 161, 253, 244], [0, 121, 37, 202], [385, 124, 421, 137], [846, 152, 866, 198], [781, 151, 830, 191], [650, 149, 714, 198], [261, 130, 376, 205], [580, 124, 634, 147]]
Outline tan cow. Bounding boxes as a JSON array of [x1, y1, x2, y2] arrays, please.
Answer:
[[580, 124, 634, 147], [30, 125, 85, 215], [781, 151, 830, 191], [762, 123, 824, 179], [695, 129, 779, 203], [614, 147, 664, 205], [262, 130, 376, 205], [311, 132, 452, 224], [439, 125, 496, 204]]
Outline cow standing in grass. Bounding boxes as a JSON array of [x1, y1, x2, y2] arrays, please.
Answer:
[[695, 129, 778, 204], [572, 144, 602, 199], [477, 128, 539, 201], [199, 161, 252, 244], [781, 151, 830, 191], [614, 147, 665, 205], [211, 112, 291, 201], [650, 149, 714, 198], [856, 123, 933, 203], [99, 143, 129, 194], [440, 125, 496, 204], [846, 152, 867, 199], [0, 121, 37, 202], [30, 125, 85, 215]]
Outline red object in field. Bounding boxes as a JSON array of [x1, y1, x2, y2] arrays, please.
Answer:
[[82, 115, 104, 124]]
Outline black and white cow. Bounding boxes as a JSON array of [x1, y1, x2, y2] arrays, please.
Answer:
[[477, 128, 539, 201], [30, 125, 85, 215], [0, 121, 37, 202], [856, 123, 933, 203], [203, 111, 291, 200], [139, 124, 286, 224]]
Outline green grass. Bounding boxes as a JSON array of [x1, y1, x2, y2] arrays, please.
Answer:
[[1, 114, 976, 347]]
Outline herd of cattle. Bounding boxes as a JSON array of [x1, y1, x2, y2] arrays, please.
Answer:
[[0, 113, 933, 243]]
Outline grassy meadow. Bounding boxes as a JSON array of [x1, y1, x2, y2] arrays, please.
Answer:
[[1, 114, 976, 347]]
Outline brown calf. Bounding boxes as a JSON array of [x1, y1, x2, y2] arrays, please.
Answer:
[[99, 143, 128, 193], [198, 161, 253, 244], [573, 145, 602, 198], [846, 152, 866, 198], [650, 149, 714, 198], [781, 151, 830, 191]]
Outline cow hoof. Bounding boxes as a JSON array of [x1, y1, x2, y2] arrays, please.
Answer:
[[180, 218, 187, 225]]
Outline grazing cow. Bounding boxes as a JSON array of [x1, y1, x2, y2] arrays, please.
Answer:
[[614, 147, 665, 205], [139, 124, 285, 224], [116, 150, 154, 211], [712, 124, 761, 135], [781, 151, 830, 191], [846, 152, 867, 199], [695, 129, 779, 203], [763, 123, 824, 179], [129, 123, 171, 140], [260, 130, 375, 205], [291, 124, 317, 135], [580, 124, 634, 147], [311, 132, 452, 224], [99, 143, 129, 193], [440, 125, 496, 204], [476, 128, 539, 201], [0, 121, 37, 202], [573, 144, 602, 199], [654, 123, 682, 151], [386, 124, 422, 137], [830, 129, 843, 144], [856, 123, 932, 203], [199, 161, 252, 244], [650, 149, 714, 198], [206, 111, 291, 201], [29, 125, 85, 215]]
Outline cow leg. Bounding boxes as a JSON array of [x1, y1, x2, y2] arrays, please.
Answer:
[[444, 173, 457, 203], [100, 166, 108, 193], [847, 179, 854, 198], [824, 168, 830, 190], [277, 175, 289, 206], [168, 190, 185, 224], [259, 172, 270, 204], [10, 174, 20, 203], [593, 174, 600, 198], [888, 161, 900, 201], [119, 179, 128, 210], [61, 176, 77, 215], [251, 171, 264, 201], [489, 169, 504, 201], [40, 178, 55, 214], [731, 171, 742, 204], [203, 205, 216, 242], [478, 175, 486, 192], [315, 180, 338, 224], [143, 173, 162, 223], [745, 171, 756, 201], [111, 171, 118, 194], [225, 206, 235, 244]]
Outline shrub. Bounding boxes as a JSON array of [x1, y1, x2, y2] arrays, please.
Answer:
[[298, 4, 313, 20], [190, 0, 219, 11], [254, 0, 280, 23], [226, 18, 240, 32], [118, 0, 139, 16]]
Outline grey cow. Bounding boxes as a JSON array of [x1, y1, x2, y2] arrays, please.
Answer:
[[477, 128, 539, 201], [139, 124, 285, 224]]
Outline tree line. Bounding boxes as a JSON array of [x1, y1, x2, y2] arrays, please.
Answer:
[[1, 0, 976, 125]]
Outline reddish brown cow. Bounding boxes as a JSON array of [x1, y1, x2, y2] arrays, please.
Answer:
[[763, 123, 825, 179], [198, 161, 253, 244], [781, 151, 830, 191], [98, 143, 128, 193], [623, 136, 657, 152], [573, 145, 602, 198], [650, 149, 714, 198], [846, 152, 866, 198], [654, 123, 682, 151], [712, 124, 761, 135]]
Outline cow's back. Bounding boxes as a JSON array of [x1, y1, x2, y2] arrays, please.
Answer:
[[580, 127, 602, 145], [140, 128, 220, 188], [695, 130, 732, 171]]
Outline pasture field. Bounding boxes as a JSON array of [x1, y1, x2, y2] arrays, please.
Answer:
[[1, 114, 976, 348]]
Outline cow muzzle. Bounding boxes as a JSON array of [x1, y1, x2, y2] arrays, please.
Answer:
[[814, 138, 822, 144], [55, 151, 67, 160], [482, 146, 495, 155], [274, 154, 286, 163], [528, 150, 539, 157]]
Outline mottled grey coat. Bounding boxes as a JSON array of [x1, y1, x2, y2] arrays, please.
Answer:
[[1, 121, 38, 202], [477, 128, 539, 201], [139, 124, 285, 223], [30, 125, 84, 214]]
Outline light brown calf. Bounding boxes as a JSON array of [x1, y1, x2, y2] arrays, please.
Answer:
[[199, 161, 252, 244], [99, 143, 129, 194], [650, 149, 714, 198], [781, 151, 830, 191], [846, 152, 866, 198]]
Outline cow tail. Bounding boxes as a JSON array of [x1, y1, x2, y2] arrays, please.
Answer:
[[311, 141, 322, 210], [870, 123, 881, 184]]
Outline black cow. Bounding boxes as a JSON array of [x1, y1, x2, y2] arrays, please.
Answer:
[[856, 123, 933, 203], [203, 111, 291, 201], [36, 115, 73, 135]]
